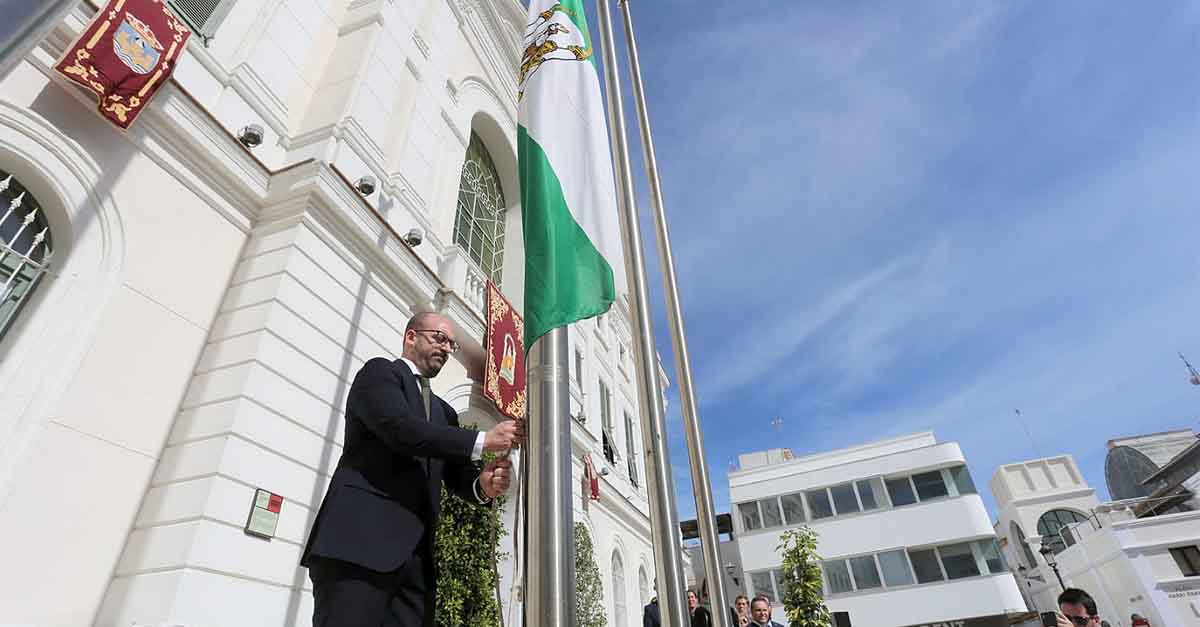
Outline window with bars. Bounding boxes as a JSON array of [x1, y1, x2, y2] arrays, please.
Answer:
[[454, 132, 507, 284], [0, 171, 53, 341]]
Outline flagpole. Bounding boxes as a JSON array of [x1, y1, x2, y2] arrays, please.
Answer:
[[595, 2, 690, 626], [617, 1, 731, 625], [522, 327, 575, 627], [0, 0, 77, 78]]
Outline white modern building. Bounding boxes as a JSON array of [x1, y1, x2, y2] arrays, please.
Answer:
[[730, 432, 1026, 627], [993, 449, 1200, 627], [0, 1, 666, 625]]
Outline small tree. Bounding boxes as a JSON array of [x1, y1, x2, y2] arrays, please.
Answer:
[[434, 442, 508, 627], [574, 522, 607, 627], [777, 526, 831, 627]]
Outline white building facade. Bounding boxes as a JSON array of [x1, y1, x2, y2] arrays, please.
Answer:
[[0, 1, 661, 625], [992, 454, 1200, 627], [730, 432, 1026, 627]]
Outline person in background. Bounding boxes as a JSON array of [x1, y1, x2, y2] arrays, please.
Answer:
[[729, 594, 750, 626], [643, 595, 661, 627], [688, 588, 713, 627], [748, 596, 784, 627], [1056, 587, 1101, 627]]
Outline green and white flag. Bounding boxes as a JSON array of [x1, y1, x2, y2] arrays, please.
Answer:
[[519, 0, 624, 349]]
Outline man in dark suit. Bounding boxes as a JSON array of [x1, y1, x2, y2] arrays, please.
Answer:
[[749, 596, 785, 627], [643, 596, 661, 627], [301, 311, 524, 627]]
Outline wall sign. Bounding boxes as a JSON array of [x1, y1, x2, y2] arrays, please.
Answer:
[[245, 488, 282, 539]]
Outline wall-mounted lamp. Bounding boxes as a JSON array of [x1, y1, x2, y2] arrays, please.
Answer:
[[355, 175, 377, 196], [237, 123, 264, 148]]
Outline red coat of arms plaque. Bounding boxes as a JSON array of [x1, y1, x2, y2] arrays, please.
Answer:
[[483, 281, 527, 421]]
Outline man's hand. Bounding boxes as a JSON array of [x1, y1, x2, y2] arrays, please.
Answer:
[[1057, 613, 1074, 627], [483, 419, 525, 452], [479, 458, 513, 498]]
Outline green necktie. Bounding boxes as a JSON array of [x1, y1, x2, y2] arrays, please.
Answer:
[[419, 376, 432, 421]]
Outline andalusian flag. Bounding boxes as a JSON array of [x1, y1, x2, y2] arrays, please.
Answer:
[[520, 0, 624, 349]]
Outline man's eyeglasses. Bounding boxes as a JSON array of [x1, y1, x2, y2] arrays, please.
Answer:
[[412, 329, 459, 352], [1065, 616, 1091, 627]]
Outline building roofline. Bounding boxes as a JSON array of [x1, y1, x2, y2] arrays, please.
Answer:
[[1141, 437, 1200, 483], [1106, 428, 1196, 448], [729, 432, 948, 484]]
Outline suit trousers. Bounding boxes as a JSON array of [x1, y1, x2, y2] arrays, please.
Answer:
[[309, 543, 435, 627]]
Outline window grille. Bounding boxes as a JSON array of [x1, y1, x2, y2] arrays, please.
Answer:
[[454, 132, 507, 284], [167, 0, 237, 41], [0, 171, 53, 340]]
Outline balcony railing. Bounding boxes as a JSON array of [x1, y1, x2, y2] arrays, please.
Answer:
[[437, 245, 489, 317]]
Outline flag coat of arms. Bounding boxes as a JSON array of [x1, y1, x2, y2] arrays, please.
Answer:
[[519, 0, 625, 349], [55, 0, 191, 129], [483, 281, 527, 421]]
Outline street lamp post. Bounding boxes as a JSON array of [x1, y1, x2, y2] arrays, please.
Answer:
[[1039, 546, 1066, 591]]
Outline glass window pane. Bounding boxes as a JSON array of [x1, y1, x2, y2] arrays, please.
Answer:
[[772, 568, 788, 599], [739, 502, 762, 531], [830, 483, 860, 515], [977, 539, 1006, 574], [907, 548, 944, 583], [761, 498, 784, 528], [939, 542, 981, 580], [912, 470, 950, 501], [751, 570, 776, 601], [849, 555, 882, 590], [950, 466, 977, 495], [806, 489, 834, 519], [856, 478, 881, 510], [781, 493, 806, 525], [822, 560, 853, 594], [878, 549, 914, 587], [886, 477, 917, 507]]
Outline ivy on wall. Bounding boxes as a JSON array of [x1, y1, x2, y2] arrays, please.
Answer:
[[574, 522, 607, 627], [434, 472, 508, 627]]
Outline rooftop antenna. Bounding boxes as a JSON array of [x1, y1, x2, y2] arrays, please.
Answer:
[[1014, 408, 1044, 459], [1179, 352, 1200, 386], [771, 417, 783, 436]]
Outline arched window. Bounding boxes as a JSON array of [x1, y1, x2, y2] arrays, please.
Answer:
[[638, 565, 649, 606], [1010, 520, 1037, 569], [611, 550, 627, 627], [454, 132, 506, 283], [1037, 509, 1090, 555], [0, 170, 53, 339]]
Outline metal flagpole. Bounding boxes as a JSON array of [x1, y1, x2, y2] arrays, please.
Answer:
[[0, 0, 78, 78], [522, 327, 575, 627], [617, 2, 731, 625], [595, 2, 690, 626]]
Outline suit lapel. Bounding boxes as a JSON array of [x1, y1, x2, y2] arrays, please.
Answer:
[[393, 360, 428, 421]]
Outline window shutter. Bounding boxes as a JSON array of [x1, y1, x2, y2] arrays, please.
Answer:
[[167, 0, 236, 39]]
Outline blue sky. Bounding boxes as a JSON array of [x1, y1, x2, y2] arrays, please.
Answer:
[[579, 1, 1200, 522]]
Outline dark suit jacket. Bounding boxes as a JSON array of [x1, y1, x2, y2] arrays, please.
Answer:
[[643, 600, 661, 627], [301, 357, 482, 574]]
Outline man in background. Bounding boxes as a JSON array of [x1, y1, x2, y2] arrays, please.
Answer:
[[748, 596, 784, 627], [1057, 587, 1101, 627]]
